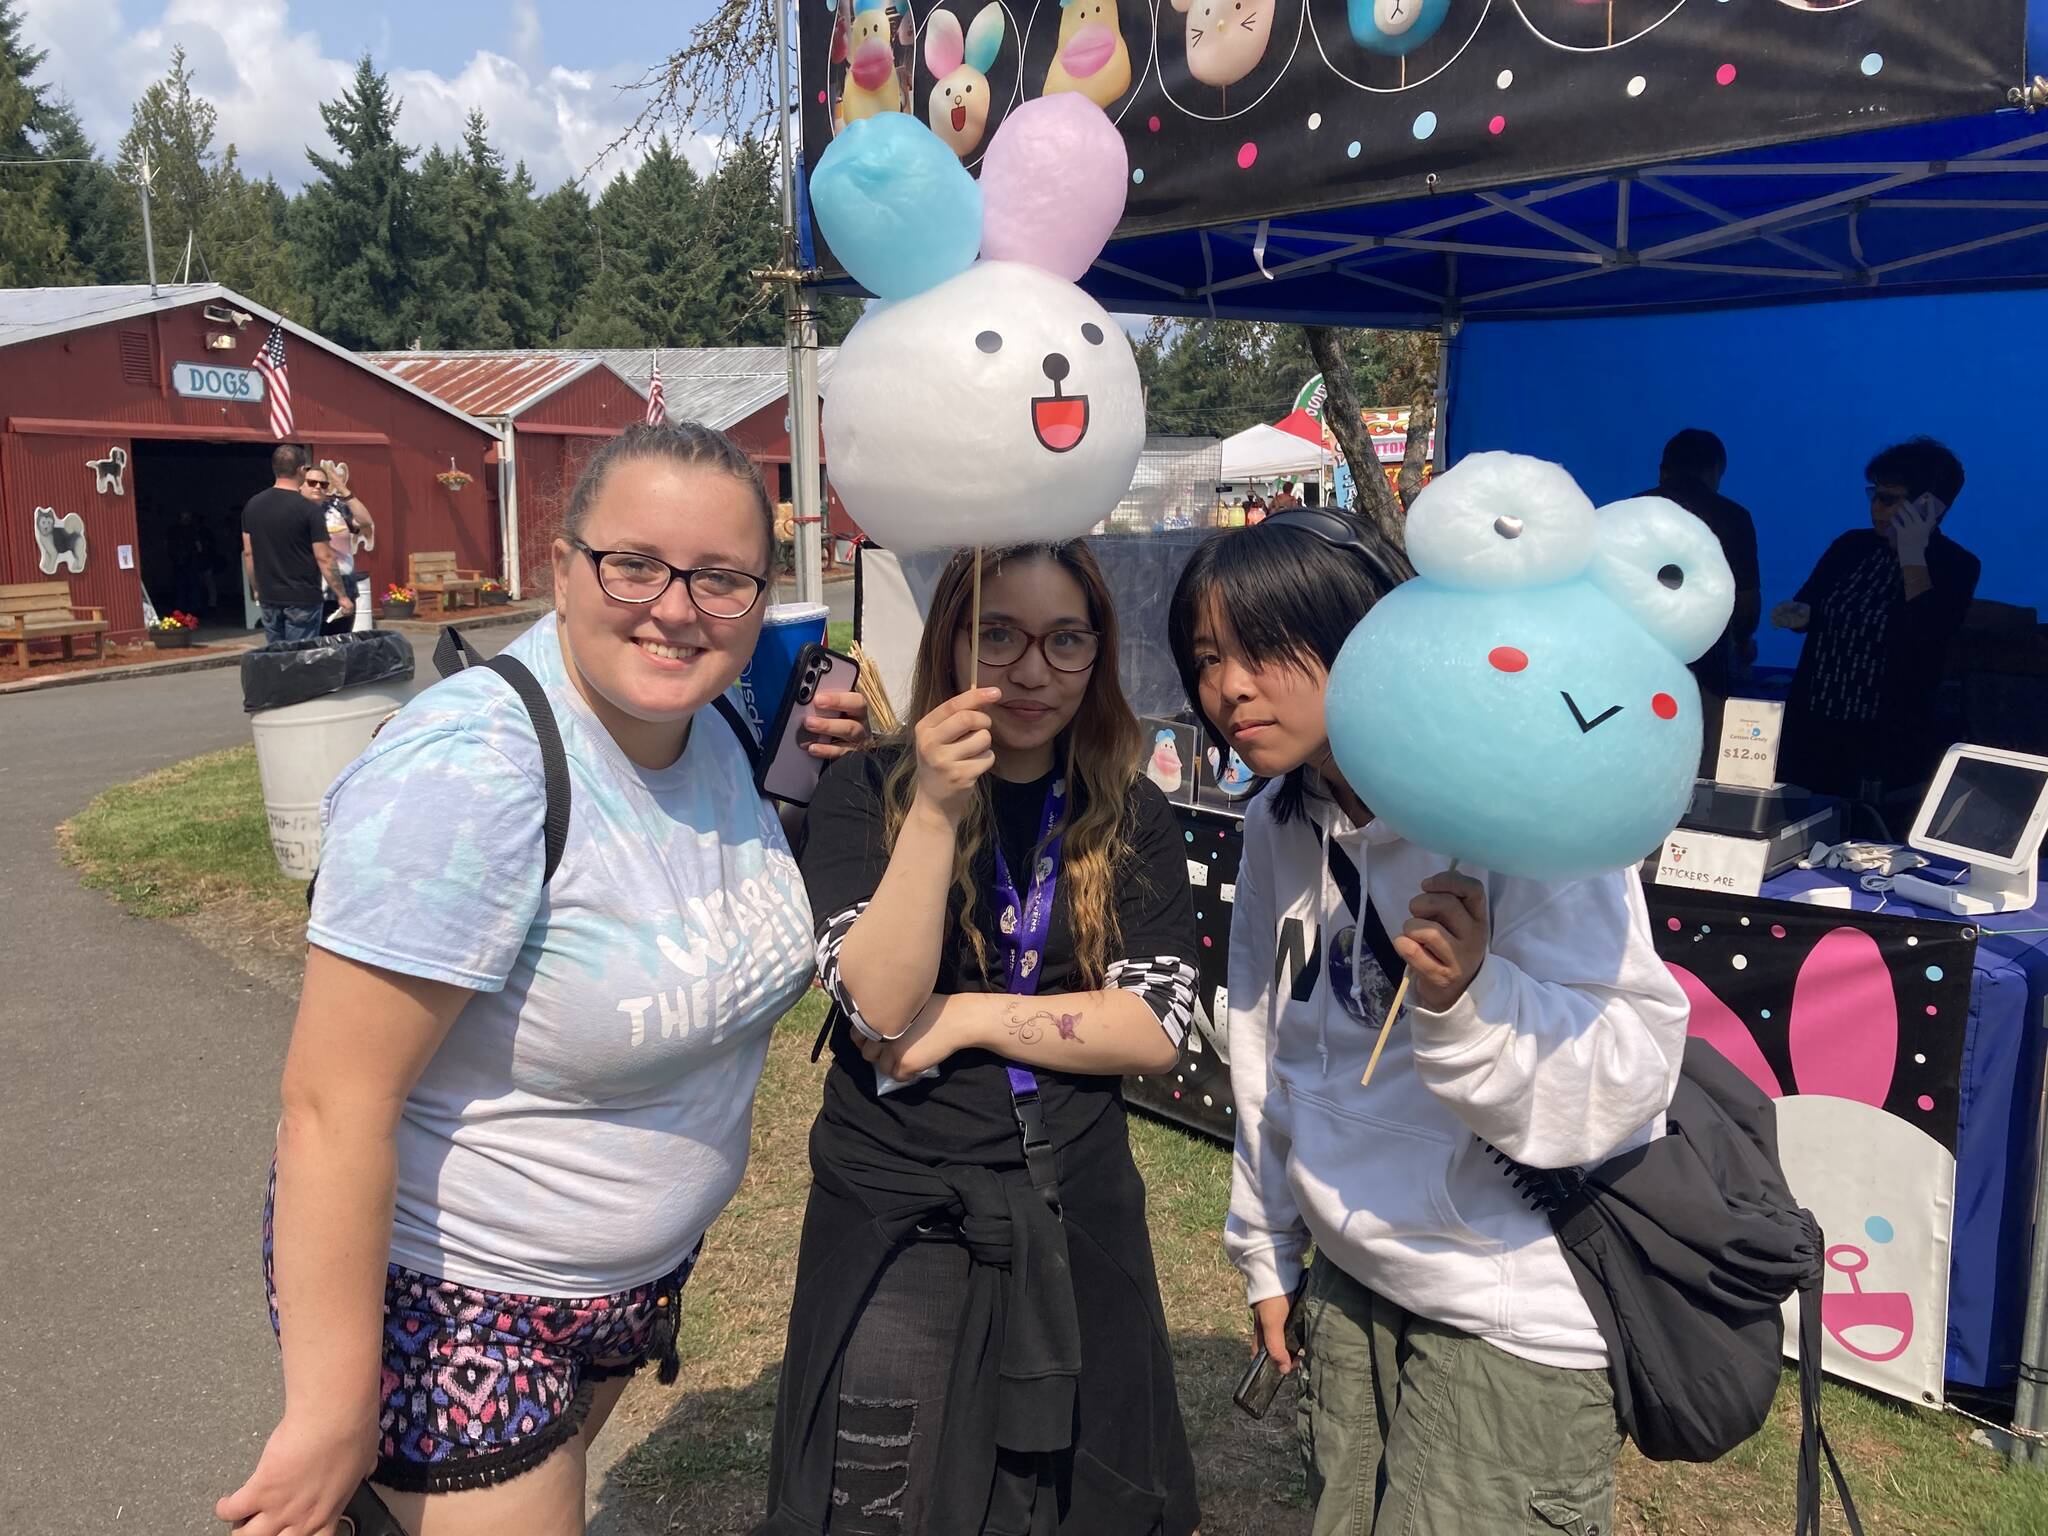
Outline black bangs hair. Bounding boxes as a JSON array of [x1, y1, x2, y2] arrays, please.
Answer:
[[1168, 520, 1413, 824]]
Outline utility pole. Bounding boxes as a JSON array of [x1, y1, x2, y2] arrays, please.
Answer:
[[771, 0, 825, 609], [137, 146, 159, 296]]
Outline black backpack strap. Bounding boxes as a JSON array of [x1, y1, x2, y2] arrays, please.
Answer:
[[710, 691, 763, 776], [436, 625, 570, 884], [1796, 1233, 1865, 1536], [1323, 830, 1407, 990]]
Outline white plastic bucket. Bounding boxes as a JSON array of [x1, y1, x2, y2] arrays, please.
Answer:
[[249, 681, 412, 879]]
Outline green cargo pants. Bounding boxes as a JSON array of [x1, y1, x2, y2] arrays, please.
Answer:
[[1295, 1254, 1624, 1536]]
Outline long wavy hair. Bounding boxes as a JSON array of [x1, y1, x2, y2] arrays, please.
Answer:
[[881, 542, 1142, 988]]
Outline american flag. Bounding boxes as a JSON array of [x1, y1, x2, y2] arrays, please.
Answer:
[[645, 351, 665, 425], [253, 321, 294, 439]]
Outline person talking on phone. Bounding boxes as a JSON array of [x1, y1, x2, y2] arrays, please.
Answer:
[[218, 422, 867, 1536], [1775, 437, 1981, 802], [760, 542, 1202, 1535]]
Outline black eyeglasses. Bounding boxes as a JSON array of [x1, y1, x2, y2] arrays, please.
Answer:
[[568, 539, 768, 619], [971, 622, 1101, 673]]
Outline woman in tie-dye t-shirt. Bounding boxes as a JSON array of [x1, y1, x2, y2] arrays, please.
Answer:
[[220, 424, 867, 1536]]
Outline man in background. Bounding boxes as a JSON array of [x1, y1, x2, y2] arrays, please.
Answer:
[[243, 445, 350, 645], [1637, 429, 1761, 701]]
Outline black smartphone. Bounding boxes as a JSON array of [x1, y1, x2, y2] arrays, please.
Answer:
[[756, 642, 861, 806], [1232, 1276, 1310, 1419]]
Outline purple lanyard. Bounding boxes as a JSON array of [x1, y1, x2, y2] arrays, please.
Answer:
[[990, 776, 1068, 1099]]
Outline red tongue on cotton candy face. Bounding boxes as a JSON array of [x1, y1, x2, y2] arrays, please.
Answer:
[[951, 104, 968, 132], [1033, 396, 1088, 452]]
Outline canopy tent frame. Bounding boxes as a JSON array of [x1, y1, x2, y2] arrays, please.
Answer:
[[1104, 124, 2048, 327]]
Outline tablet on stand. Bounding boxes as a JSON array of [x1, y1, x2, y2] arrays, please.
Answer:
[[1891, 744, 2048, 915]]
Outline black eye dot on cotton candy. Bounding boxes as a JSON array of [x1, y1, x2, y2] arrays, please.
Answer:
[[1081, 323, 1104, 345], [1658, 564, 1685, 590], [976, 331, 1003, 353]]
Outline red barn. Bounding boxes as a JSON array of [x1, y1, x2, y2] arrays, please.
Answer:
[[0, 284, 497, 640], [365, 352, 647, 599]]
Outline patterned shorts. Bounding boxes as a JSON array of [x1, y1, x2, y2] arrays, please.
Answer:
[[263, 1171, 701, 1493]]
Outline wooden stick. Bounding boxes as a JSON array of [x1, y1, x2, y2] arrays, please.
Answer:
[[969, 546, 984, 679], [1360, 856, 1461, 1088]]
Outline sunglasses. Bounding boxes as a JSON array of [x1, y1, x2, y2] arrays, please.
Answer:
[[304, 478, 330, 489]]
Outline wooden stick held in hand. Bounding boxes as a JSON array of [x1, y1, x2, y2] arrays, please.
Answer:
[[969, 547, 984, 678], [1360, 856, 1461, 1088]]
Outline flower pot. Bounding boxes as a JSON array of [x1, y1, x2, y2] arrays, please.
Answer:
[[150, 628, 195, 649], [482, 589, 510, 606], [384, 600, 417, 620]]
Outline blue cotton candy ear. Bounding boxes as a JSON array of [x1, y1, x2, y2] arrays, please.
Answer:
[[810, 112, 983, 300]]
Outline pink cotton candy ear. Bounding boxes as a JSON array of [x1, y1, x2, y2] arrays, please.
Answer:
[[925, 10, 965, 76], [978, 93, 1128, 281]]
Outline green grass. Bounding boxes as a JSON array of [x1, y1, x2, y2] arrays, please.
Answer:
[[827, 619, 854, 655], [58, 749, 2048, 1534]]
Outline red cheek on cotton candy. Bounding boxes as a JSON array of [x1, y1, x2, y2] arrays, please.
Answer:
[[1488, 646, 1529, 673], [1652, 692, 1679, 720]]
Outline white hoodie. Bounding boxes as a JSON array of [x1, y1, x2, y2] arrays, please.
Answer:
[[1224, 774, 1689, 1370]]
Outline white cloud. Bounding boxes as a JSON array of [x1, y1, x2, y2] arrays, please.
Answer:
[[17, 0, 672, 193]]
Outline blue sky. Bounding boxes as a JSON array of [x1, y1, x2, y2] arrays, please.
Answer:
[[21, 0, 722, 192]]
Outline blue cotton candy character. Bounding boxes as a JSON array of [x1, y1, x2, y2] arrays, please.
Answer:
[[1348, 0, 1452, 55], [1326, 451, 1734, 881]]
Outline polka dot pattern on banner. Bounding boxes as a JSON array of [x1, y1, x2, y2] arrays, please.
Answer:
[[1237, 142, 1258, 170], [1716, 63, 1738, 86], [1771, 925, 1787, 939], [1915, 1053, 1927, 1064], [1489, 115, 1506, 136], [1497, 69, 1514, 89], [1926, 1005, 1938, 1017], [1862, 53, 1884, 76], [1926, 965, 1945, 982], [1906, 935, 1918, 946], [1865, 1216, 1895, 1243], [1732, 954, 1748, 970], [1347, 141, 1362, 159], [1918, 1095, 1936, 1113], [1148, 115, 1161, 133], [1308, 112, 1322, 131], [1412, 111, 1437, 140], [1627, 76, 1647, 97], [1132, 168, 1145, 184], [1667, 917, 1682, 931]]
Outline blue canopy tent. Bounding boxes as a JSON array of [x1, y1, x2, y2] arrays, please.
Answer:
[[797, 0, 2048, 1430]]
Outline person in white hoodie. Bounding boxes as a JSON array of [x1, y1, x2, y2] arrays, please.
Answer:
[[1167, 507, 1690, 1536]]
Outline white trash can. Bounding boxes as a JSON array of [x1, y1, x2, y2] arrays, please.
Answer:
[[242, 633, 416, 880]]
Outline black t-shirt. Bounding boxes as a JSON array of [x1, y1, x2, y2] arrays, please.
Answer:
[[241, 487, 328, 605], [799, 746, 1198, 1164]]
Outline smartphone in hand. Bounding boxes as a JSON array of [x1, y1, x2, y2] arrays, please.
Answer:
[[757, 642, 861, 806], [1233, 1277, 1310, 1419]]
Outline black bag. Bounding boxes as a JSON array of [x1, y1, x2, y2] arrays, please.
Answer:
[[1496, 1041, 1863, 1533]]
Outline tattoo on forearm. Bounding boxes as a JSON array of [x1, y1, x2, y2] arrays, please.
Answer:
[[1004, 1006, 1085, 1045]]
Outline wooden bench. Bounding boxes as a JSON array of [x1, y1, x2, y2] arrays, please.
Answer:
[[407, 552, 485, 615], [0, 580, 108, 670]]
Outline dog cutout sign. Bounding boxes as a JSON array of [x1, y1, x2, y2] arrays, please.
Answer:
[[34, 506, 88, 575]]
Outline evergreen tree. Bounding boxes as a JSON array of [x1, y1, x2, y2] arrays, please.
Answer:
[[0, 0, 70, 283], [413, 114, 539, 347], [568, 169, 653, 347], [299, 55, 422, 348], [530, 179, 594, 344], [39, 101, 134, 283], [696, 137, 782, 346], [114, 46, 222, 282]]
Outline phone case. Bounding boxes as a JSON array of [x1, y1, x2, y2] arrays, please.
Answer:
[[1232, 1276, 1311, 1419], [757, 643, 861, 805]]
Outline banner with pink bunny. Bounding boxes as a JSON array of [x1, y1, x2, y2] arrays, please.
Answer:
[[1648, 889, 1977, 1407], [798, 0, 2023, 251]]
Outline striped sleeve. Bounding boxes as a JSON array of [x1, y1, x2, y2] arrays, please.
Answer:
[[1104, 956, 1198, 1047], [816, 900, 887, 1040]]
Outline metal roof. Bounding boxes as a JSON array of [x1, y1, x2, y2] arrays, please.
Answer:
[[360, 346, 839, 432], [0, 283, 495, 435], [362, 352, 616, 419]]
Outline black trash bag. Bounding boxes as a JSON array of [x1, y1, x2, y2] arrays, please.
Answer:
[[241, 630, 415, 712]]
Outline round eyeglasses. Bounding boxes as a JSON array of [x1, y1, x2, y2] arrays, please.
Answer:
[[971, 622, 1100, 673], [569, 539, 768, 619]]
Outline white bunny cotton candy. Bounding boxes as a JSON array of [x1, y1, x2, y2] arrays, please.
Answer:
[[823, 263, 1144, 552]]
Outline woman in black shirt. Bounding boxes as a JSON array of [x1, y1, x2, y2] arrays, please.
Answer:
[[761, 542, 1202, 1536]]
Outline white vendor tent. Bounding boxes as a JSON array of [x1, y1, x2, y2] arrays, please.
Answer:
[[1217, 422, 1334, 482]]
